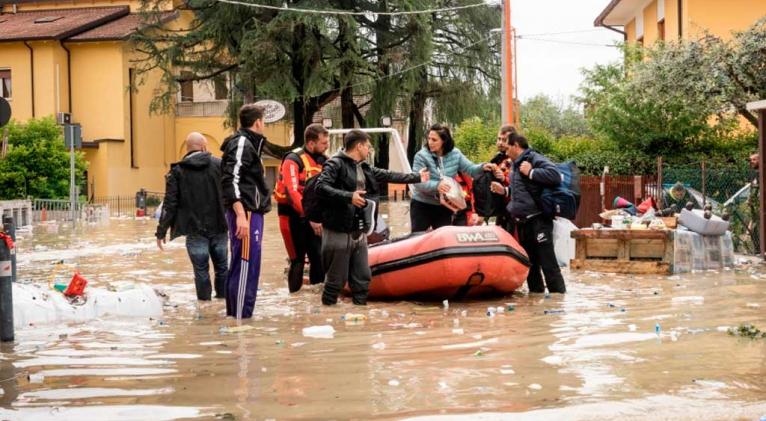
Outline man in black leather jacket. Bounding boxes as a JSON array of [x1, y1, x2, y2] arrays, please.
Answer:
[[316, 129, 427, 305], [504, 133, 566, 294], [156, 132, 228, 300]]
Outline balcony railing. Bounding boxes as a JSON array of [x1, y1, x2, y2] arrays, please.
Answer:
[[176, 100, 229, 117]]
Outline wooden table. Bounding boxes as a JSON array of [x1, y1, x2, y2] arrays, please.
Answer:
[[570, 229, 674, 274]]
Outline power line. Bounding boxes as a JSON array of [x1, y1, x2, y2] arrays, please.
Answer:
[[516, 36, 617, 47], [214, 0, 489, 16], [516, 29, 605, 37]]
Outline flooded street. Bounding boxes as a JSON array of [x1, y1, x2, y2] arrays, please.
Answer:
[[1, 201, 765, 420]]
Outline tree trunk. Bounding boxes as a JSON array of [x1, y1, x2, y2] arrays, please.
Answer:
[[407, 69, 429, 165], [341, 85, 355, 128]]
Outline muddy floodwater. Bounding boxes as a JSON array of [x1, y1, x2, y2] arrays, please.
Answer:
[[1, 201, 765, 420]]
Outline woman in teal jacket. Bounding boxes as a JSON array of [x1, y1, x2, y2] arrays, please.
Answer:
[[410, 124, 489, 232]]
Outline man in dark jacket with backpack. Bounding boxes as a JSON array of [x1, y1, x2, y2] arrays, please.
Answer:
[[156, 132, 228, 300], [316, 130, 428, 306], [504, 133, 567, 294], [220, 104, 283, 319]]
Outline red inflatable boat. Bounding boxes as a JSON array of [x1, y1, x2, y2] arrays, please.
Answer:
[[367, 225, 530, 300]]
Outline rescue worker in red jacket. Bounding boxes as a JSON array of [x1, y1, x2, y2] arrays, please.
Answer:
[[274, 123, 330, 293]]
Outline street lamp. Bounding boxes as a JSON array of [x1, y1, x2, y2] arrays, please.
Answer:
[[380, 116, 392, 127], [322, 118, 333, 129]]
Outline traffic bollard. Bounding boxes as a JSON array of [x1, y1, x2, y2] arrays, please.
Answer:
[[2, 216, 15, 283], [0, 228, 14, 342]]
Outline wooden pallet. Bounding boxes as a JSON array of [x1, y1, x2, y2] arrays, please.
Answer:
[[570, 229, 674, 274]]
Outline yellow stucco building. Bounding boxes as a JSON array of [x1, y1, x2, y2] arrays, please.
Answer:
[[0, 0, 291, 198], [595, 0, 766, 43]]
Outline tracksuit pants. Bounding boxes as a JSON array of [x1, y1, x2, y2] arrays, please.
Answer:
[[516, 216, 566, 294], [225, 210, 264, 319]]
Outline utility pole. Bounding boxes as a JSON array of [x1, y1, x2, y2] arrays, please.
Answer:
[[69, 123, 76, 226], [501, 0, 514, 126]]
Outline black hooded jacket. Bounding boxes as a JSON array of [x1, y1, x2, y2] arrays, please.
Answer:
[[220, 128, 278, 214], [507, 148, 562, 220], [316, 152, 420, 233], [155, 151, 228, 240]]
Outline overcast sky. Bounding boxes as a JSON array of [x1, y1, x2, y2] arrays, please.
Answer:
[[510, 0, 623, 104]]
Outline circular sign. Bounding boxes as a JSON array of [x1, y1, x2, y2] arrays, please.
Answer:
[[0, 98, 10, 128], [254, 99, 286, 124]]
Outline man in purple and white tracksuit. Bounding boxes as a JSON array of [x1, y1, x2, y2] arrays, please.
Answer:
[[220, 104, 280, 319]]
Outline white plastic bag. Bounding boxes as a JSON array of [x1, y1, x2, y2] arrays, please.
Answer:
[[552, 217, 577, 267], [439, 177, 467, 212]]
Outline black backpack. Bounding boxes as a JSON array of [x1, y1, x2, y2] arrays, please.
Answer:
[[301, 174, 322, 223], [472, 171, 506, 217]]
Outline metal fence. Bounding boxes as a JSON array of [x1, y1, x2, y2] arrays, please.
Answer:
[[32, 199, 80, 223], [662, 161, 758, 253]]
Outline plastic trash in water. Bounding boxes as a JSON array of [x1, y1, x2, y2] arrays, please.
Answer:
[[460, 310, 468, 317], [28, 373, 44, 384], [53, 279, 68, 293], [302, 325, 335, 339], [388, 379, 400, 386], [341, 313, 367, 323], [442, 299, 449, 310], [506, 303, 515, 312], [473, 350, 484, 357], [655, 323, 661, 336], [544, 309, 565, 315], [372, 342, 386, 350], [495, 306, 505, 314], [486, 307, 496, 317], [220, 325, 255, 334]]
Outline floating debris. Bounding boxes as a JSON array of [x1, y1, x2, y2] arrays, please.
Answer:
[[727, 324, 766, 339]]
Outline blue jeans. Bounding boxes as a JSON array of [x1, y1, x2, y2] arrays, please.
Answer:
[[186, 232, 229, 300]]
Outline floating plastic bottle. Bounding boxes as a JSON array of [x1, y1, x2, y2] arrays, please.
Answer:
[[655, 323, 661, 335]]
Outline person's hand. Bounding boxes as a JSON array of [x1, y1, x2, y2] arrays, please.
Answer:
[[419, 168, 430, 183], [469, 214, 483, 226], [493, 166, 504, 180], [309, 221, 323, 237], [156, 238, 165, 251], [352, 190, 367, 208], [437, 180, 451, 195], [519, 161, 532, 177], [482, 163, 496, 172], [236, 214, 249, 240], [490, 181, 505, 195]]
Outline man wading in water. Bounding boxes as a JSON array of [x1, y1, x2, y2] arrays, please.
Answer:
[[220, 104, 282, 319]]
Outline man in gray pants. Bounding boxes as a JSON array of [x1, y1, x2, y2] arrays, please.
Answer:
[[315, 130, 427, 305]]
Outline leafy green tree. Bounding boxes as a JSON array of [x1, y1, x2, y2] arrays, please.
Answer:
[[520, 94, 590, 138], [453, 117, 498, 163], [0, 117, 87, 199], [133, 0, 501, 160], [578, 41, 740, 157]]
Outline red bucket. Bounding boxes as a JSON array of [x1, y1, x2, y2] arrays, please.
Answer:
[[64, 272, 88, 296]]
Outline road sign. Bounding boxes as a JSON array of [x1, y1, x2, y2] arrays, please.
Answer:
[[64, 123, 82, 149]]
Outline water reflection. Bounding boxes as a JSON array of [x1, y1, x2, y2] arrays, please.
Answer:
[[0, 202, 763, 419]]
